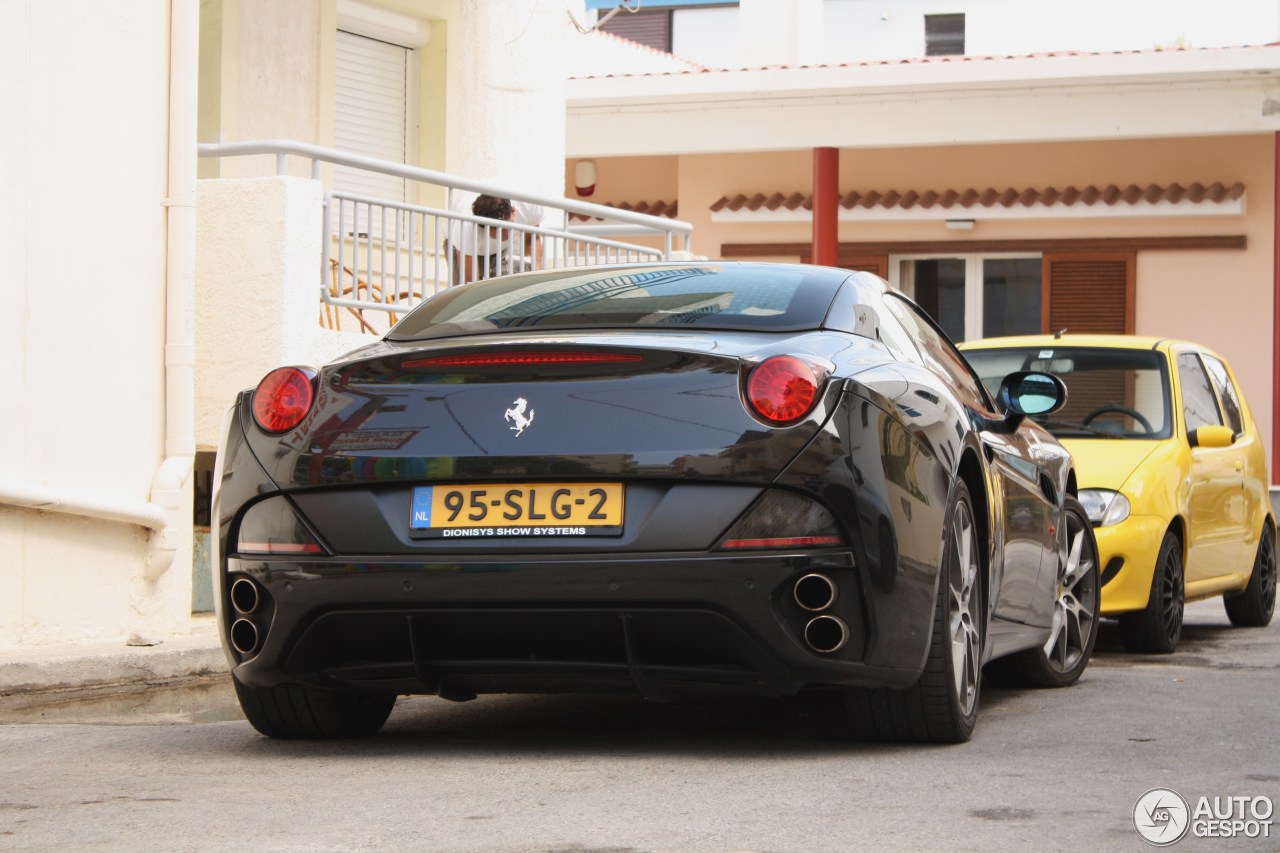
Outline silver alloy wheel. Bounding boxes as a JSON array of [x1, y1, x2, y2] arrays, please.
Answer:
[[948, 499, 981, 717], [1043, 510, 1098, 671]]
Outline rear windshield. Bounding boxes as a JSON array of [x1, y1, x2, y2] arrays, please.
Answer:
[[965, 346, 1172, 439], [387, 264, 849, 341]]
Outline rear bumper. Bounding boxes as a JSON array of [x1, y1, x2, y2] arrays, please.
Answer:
[[222, 550, 925, 699]]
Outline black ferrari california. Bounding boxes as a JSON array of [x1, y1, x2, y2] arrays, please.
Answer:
[[212, 261, 1100, 743]]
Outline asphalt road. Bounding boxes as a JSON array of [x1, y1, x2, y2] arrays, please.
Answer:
[[1, 600, 1277, 853]]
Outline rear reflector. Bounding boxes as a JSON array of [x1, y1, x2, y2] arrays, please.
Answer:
[[403, 351, 643, 368], [721, 536, 843, 550], [716, 490, 846, 552], [236, 496, 328, 557], [236, 542, 325, 555]]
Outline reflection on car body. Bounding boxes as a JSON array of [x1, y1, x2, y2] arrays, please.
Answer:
[[214, 262, 1101, 742]]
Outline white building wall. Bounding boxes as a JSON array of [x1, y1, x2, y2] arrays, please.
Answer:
[[823, 0, 1279, 60], [667, 0, 1280, 68], [448, 0, 572, 202], [671, 6, 741, 68], [0, 0, 193, 646], [195, 177, 369, 452], [202, 0, 326, 180]]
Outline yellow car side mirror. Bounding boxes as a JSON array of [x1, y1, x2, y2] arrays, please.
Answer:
[[1191, 425, 1234, 448]]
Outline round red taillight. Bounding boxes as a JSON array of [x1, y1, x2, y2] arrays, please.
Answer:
[[746, 356, 821, 425], [252, 367, 316, 433]]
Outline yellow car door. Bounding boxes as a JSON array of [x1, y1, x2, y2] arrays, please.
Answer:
[[1175, 350, 1246, 585], [1200, 351, 1267, 583]]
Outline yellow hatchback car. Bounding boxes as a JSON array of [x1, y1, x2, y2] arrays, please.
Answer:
[[962, 335, 1275, 653]]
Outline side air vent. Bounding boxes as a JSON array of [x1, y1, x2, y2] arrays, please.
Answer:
[[1039, 474, 1058, 506]]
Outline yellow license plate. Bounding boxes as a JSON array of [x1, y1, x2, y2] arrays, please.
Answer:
[[410, 483, 624, 538]]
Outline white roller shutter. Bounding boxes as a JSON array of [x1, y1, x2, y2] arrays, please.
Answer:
[[334, 30, 409, 205]]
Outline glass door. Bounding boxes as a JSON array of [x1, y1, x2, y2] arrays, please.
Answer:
[[982, 257, 1042, 339], [890, 254, 1041, 343]]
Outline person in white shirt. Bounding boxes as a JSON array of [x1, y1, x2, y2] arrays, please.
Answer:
[[449, 191, 546, 285]]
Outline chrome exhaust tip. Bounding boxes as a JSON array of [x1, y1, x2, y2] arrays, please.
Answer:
[[794, 572, 838, 612], [230, 577, 260, 615], [804, 615, 850, 654], [230, 618, 260, 656]]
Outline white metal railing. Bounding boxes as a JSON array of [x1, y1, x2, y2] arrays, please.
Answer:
[[197, 140, 694, 329]]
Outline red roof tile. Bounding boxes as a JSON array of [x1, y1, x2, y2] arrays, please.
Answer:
[[711, 182, 1246, 213], [570, 43, 1280, 81], [569, 200, 679, 221]]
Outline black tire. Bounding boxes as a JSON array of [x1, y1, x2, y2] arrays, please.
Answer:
[[1119, 530, 1184, 654], [1224, 523, 1276, 628], [990, 496, 1100, 688], [844, 479, 983, 743], [233, 677, 396, 739]]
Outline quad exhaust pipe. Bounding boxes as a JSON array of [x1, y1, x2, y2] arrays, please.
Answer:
[[804, 615, 850, 654], [230, 618, 260, 656], [229, 577, 263, 655], [793, 572, 849, 653], [793, 572, 838, 611], [230, 577, 260, 614]]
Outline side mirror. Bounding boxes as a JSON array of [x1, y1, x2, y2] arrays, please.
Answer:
[[1190, 425, 1234, 448], [990, 371, 1067, 433]]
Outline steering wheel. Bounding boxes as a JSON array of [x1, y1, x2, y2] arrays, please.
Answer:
[[1082, 404, 1155, 434]]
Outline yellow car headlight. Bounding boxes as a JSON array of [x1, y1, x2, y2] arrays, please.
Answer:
[[1078, 489, 1131, 527]]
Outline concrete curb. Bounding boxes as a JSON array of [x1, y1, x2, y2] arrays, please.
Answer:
[[0, 625, 228, 699]]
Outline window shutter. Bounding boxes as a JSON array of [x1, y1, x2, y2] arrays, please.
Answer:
[[334, 30, 409, 205], [600, 9, 672, 52], [1042, 252, 1135, 335], [1045, 253, 1137, 424], [925, 14, 965, 57]]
